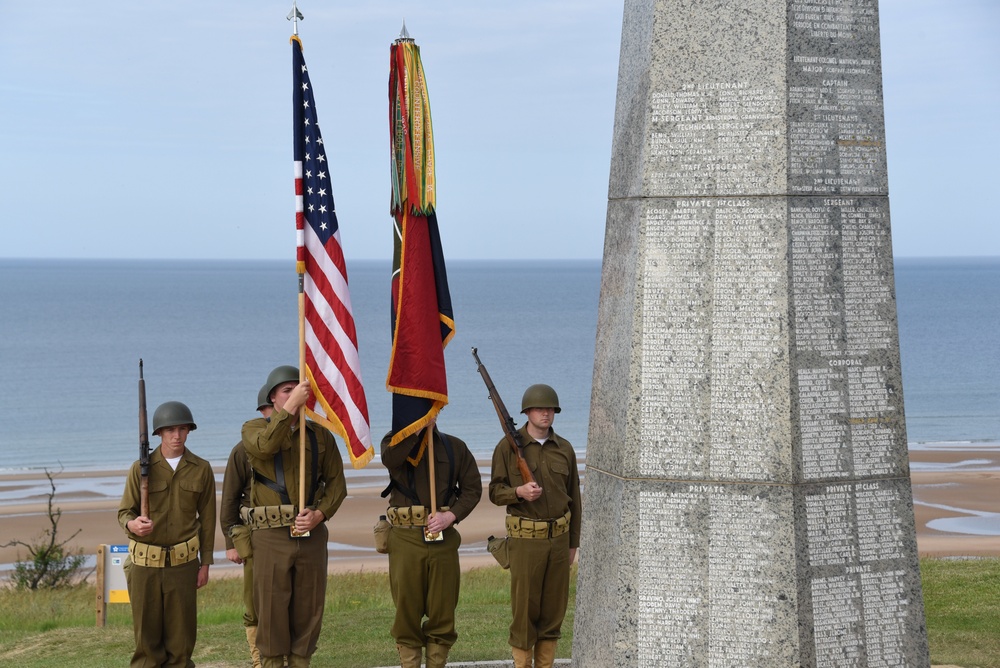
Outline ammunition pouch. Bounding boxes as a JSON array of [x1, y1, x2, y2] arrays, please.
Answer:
[[387, 505, 450, 528], [241, 504, 297, 530], [487, 534, 510, 569], [373, 516, 391, 554], [128, 536, 200, 568], [230, 524, 253, 559], [505, 511, 571, 539]]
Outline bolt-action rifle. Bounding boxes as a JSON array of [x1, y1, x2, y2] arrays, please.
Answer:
[[471, 347, 535, 485], [138, 359, 150, 518]]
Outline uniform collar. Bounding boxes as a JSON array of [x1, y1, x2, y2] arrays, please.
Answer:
[[519, 424, 555, 447]]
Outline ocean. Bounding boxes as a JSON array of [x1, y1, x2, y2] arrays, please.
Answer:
[[0, 258, 600, 472], [1, 256, 997, 473]]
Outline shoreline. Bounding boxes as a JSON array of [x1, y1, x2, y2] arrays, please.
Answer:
[[2, 447, 999, 575]]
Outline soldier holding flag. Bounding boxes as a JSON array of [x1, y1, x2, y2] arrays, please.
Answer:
[[241, 14, 370, 667], [241, 365, 347, 668], [381, 419, 481, 668], [382, 23, 475, 668]]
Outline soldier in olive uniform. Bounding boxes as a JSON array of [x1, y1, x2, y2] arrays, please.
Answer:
[[489, 385, 581, 668], [381, 419, 482, 668], [220, 384, 271, 668], [241, 365, 347, 668], [119, 401, 216, 668]]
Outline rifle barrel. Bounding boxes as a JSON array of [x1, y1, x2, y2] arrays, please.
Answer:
[[471, 348, 535, 484], [138, 359, 150, 518]]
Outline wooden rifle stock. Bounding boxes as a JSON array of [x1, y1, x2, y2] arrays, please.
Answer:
[[471, 347, 535, 485], [138, 359, 150, 518]]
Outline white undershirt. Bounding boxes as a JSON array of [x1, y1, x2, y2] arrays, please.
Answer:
[[165, 455, 182, 471]]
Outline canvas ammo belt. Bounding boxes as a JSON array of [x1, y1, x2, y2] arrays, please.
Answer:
[[240, 504, 298, 529], [505, 511, 571, 539], [128, 535, 200, 568], [387, 505, 451, 528]]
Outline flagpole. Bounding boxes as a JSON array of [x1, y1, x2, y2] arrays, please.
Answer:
[[291, 0, 307, 531], [298, 280, 307, 521], [425, 426, 439, 540]]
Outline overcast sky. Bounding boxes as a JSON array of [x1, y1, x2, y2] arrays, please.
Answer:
[[1, 1, 997, 261]]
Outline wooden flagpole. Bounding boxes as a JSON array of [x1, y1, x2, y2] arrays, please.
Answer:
[[425, 426, 439, 540], [292, 2, 308, 537], [297, 280, 308, 535]]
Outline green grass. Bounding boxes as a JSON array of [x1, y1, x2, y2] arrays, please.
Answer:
[[920, 558, 1000, 668], [0, 559, 994, 667]]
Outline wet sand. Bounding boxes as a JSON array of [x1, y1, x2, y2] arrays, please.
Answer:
[[910, 444, 1000, 557], [1, 446, 997, 577]]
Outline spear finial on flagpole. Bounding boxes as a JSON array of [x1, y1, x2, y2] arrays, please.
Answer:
[[288, 0, 304, 36], [396, 19, 413, 43]]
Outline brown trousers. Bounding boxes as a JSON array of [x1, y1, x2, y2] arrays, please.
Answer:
[[507, 532, 571, 649], [125, 558, 199, 668], [242, 555, 257, 626], [388, 525, 462, 648], [251, 523, 329, 659]]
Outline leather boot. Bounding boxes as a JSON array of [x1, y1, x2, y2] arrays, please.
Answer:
[[533, 640, 558, 668], [511, 645, 534, 668], [245, 626, 262, 668], [425, 642, 449, 668], [260, 657, 285, 668], [396, 643, 423, 668], [287, 654, 310, 668]]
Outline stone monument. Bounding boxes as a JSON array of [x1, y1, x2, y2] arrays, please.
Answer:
[[573, 0, 930, 665]]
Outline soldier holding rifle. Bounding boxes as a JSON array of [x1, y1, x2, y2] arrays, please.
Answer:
[[481, 351, 581, 668], [380, 416, 482, 668], [241, 365, 347, 668], [119, 379, 216, 668]]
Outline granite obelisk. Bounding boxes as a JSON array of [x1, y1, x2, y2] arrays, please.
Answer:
[[573, 0, 930, 665]]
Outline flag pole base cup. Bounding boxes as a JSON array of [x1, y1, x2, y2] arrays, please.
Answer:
[[424, 529, 444, 543], [290, 527, 311, 539]]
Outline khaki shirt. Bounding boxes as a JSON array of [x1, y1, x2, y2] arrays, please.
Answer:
[[381, 429, 482, 523], [241, 411, 347, 522], [220, 442, 252, 549], [489, 426, 582, 548], [118, 446, 216, 564]]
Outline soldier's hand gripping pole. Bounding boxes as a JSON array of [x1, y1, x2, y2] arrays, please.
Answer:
[[138, 359, 150, 518], [423, 427, 443, 542], [471, 347, 535, 484]]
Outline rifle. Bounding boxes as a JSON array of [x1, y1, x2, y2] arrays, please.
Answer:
[[138, 359, 150, 518], [471, 347, 535, 484]]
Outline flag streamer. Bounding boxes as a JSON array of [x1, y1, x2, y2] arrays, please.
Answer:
[[389, 40, 436, 217]]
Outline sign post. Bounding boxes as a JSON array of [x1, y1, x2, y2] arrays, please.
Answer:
[[95, 544, 130, 627]]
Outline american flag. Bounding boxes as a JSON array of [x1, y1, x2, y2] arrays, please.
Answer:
[[292, 37, 374, 469]]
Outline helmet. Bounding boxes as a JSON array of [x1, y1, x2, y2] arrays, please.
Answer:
[[256, 383, 270, 411], [264, 365, 299, 405], [520, 384, 561, 414], [152, 401, 197, 435]]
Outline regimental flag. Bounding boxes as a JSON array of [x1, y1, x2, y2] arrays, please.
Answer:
[[386, 36, 454, 462], [292, 36, 374, 469]]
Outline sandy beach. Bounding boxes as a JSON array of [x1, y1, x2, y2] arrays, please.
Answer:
[[1, 446, 998, 578]]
